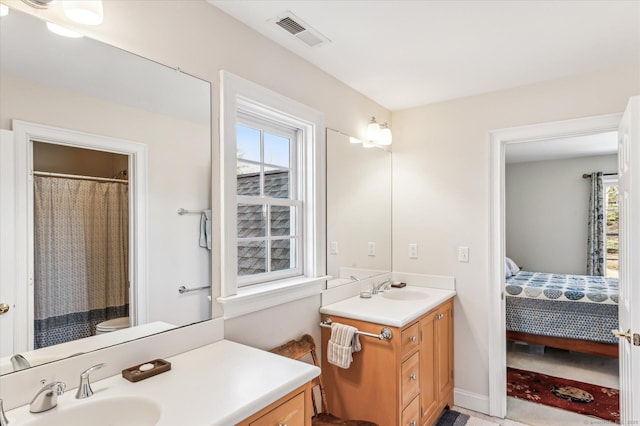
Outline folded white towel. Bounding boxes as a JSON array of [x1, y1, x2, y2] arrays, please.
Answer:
[[327, 323, 361, 369], [199, 209, 212, 250]]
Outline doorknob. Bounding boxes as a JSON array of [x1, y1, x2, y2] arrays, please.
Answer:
[[0, 303, 9, 315], [612, 329, 631, 343]]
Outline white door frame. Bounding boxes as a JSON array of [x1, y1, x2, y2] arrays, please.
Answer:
[[12, 120, 148, 352], [0, 130, 17, 358], [488, 113, 623, 417]]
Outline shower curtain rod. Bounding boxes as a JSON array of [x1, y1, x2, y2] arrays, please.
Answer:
[[33, 171, 128, 183]]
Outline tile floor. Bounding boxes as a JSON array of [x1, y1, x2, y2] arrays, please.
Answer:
[[454, 342, 619, 426]]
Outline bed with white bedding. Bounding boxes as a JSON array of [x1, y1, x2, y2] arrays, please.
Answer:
[[504, 269, 619, 357]]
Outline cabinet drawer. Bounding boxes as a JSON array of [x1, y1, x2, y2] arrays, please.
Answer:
[[401, 396, 420, 426], [401, 323, 419, 357], [250, 392, 305, 426], [401, 352, 420, 407]]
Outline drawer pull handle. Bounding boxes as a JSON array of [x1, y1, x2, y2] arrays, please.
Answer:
[[278, 424, 287, 426], [410, 374, 417, 380], [409, 336, 417, 342], [410, 421, 417, 426]]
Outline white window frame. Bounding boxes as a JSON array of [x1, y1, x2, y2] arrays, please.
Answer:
[[236, 114, 302, 286], [218, 71, 326, 319]]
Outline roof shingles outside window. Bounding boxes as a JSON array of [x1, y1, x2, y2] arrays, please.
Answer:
[[237, 170, 292, 276]]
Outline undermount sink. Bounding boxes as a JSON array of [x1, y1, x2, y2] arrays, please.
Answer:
[[381, 290, 430, 301], [23, 396, 161, 426]]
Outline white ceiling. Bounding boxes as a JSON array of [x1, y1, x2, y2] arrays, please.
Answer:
[[505, 131, 618, 164], [209, 0, 640, 111], [0, 8, 210, 125]]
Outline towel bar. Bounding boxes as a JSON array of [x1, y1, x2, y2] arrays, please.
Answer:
[[177, 208, 206, 215], [320, 317, 393, 341], [178, 285, 211, 294]]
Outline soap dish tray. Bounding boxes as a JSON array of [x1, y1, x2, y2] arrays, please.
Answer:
[[122, 359, 171, 382]]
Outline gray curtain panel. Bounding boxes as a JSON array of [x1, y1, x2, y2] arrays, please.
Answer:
[[586, 172, 605, 276], [33, 176, 129, 349]]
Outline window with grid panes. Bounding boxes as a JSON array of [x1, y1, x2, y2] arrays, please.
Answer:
[[236, 115, 302, 286]]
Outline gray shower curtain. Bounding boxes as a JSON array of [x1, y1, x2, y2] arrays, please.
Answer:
[[33, 176, 129, 349], [586, 171, 605, 276]]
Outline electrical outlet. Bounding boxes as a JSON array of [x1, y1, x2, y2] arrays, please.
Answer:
[[458, 246, 469, 262], [409, 243, 418, 259], [330, 241, 338, 255], [368, 242, 376, 256]]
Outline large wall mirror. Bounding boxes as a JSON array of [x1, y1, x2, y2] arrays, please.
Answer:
[[326, 129, 392, 288], [0, 8, 212, 375]]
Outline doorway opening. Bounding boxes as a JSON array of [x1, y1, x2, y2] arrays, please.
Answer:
[[32, 142, 130, 349], [487, 113, 624, 421], [503, 131, 620, 424], [12, 120, 148, 354]]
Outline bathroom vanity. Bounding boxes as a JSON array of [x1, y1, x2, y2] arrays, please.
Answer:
[[3, 338, 320, 425], [320, 286, 455, 426]]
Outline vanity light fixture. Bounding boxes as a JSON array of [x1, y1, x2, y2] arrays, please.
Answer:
[[46, 21, 83, 38], [366, 116, 393, 146], [378, 123, 392, 146], [63, 0, 103, 25], [366, 116, 381, 141], [0, 4, 8, 16], [21, 0, 56, 9]]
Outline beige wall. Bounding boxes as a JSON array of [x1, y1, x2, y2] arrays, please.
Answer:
[[506, 154, 618, 275], [392, 63, 639, 407], [5, 0, 390, 351]]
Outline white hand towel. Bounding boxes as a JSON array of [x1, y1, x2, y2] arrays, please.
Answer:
[[199, 209, 212, 250], [328, 323, 359, 369]]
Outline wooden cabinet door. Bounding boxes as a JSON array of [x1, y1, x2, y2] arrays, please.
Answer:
[[436, 301, 454, 400], [419, 310, 438, 423]]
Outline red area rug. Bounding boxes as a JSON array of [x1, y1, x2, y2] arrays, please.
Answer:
[[507, 367, 619, 422]]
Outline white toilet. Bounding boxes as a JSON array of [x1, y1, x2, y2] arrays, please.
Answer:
[[95, 317, 130, 335]]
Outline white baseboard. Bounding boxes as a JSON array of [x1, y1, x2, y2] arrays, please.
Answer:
[[454, 388, 491, 415]]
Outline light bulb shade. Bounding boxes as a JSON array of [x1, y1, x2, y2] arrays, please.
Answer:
[[366, 117, 380, 141], [378, 127, 392, 145], [63, 0, 103, 25], [46, 21, 83, 38], [0, 4, 9, 16]]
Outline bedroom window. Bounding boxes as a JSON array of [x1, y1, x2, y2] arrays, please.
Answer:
[[604, 179, 619, 278]]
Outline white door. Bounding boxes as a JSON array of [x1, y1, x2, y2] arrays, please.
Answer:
[[0, 129, 16, 357], [615, 96, 640, 424]]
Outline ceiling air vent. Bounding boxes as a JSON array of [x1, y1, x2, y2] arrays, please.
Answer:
[[272, 11, 330, 48]]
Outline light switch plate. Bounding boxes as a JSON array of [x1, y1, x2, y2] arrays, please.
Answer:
[[409, 243, 418, 259], [330, 241, 338, 255], [368, 242, 376, 256], [458, 246, 469, 262]]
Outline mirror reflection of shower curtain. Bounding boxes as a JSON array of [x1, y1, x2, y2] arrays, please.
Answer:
[[33, 176, 129, 349]]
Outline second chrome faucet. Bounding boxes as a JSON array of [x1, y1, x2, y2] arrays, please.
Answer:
[[76, 363, 106, 399]]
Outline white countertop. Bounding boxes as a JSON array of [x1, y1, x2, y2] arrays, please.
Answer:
[[0, 321, 177, 375], [6, 339, 320, 426], [320, 286, 456, 327]]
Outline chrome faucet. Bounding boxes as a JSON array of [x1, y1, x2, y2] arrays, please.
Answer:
[[372, 279, 392, 294], [30, 381, 66, 413], [10, 354, 30, 371], [76, 363, 105, 399]]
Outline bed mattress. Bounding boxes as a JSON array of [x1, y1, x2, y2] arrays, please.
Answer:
[[505, 271, 619, 344]]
